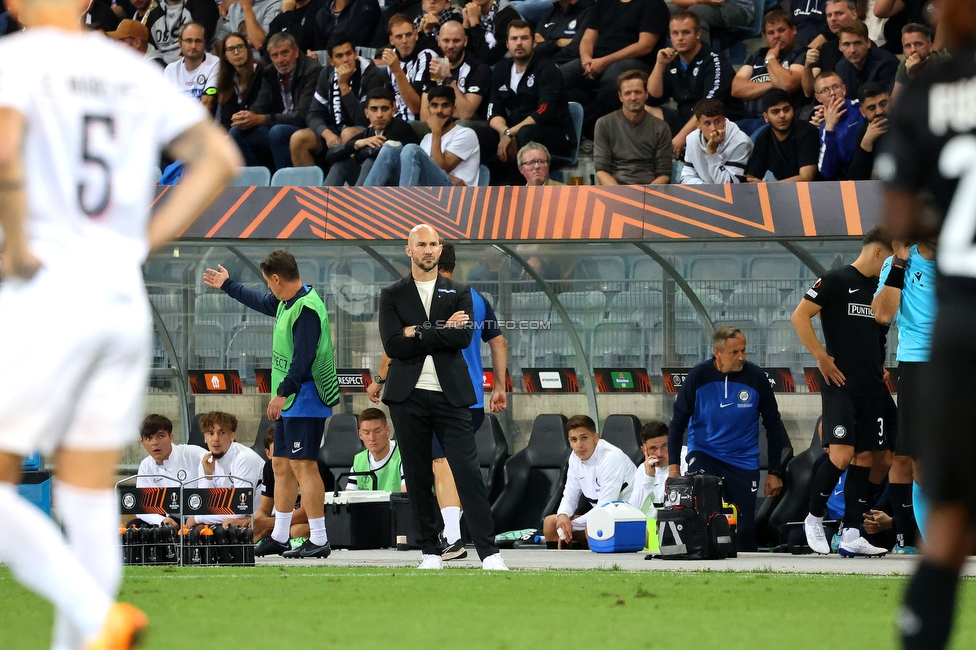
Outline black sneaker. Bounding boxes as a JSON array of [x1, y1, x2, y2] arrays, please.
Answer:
[[283, 540, 332, 559], [441, 540, 468, 561], [254, 537, 289, 557]]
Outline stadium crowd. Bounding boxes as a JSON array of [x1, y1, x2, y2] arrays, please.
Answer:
[[0, 0, 946, 186]]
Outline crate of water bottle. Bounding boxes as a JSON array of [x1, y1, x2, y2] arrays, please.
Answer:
[[180, 524, 255, 567], [119, 524, 180, 566]]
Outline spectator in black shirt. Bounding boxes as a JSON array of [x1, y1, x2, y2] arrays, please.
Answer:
[[801, 0, 857, 99], [562, 0, 669, 126], [732, 10, 807, 135], [745, 89, 819, 181], [791, 0, 827, 48], [266, 0, 324, 53], [216, 32, 266, 131], [291, 33, 389, 168], [311, 0, 381, 50], [462, 0, 522, 65], [534, 0, 594, 66], [488, 20, 576, 179], [873, 0, 928, 55], [847, 82, 888, 180], [230, 32, 322, 171], [324, 88, 421, 185], [835, 20, 898, 99], [381, 13, 438, 121], [666, 0, 753, 47], [648, 10, 736, 158], [426, 21, 492, 122]]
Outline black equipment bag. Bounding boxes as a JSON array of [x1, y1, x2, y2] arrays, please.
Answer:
[[658, 474, 734, 560]]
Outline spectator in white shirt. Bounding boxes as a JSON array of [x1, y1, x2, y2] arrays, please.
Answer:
[[185, 411, 265, 529], [163, 23, 219, 112], [364, 85, 481, 187], [135, 414, 206, 528], [543, 414, 635, 549], [681, 98, 753, 184]]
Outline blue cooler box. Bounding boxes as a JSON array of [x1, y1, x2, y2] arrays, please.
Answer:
[[586, 502, 647, 553], [19, 470, 52, 515]]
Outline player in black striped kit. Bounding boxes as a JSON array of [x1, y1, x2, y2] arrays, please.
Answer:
[[875, 1, 976, 646]]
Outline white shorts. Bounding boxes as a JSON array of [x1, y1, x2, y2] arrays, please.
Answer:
[[0, 266, 151, 456]]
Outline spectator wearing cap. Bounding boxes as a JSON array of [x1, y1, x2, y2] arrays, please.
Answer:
[[108, 18, 159, 64], [681, 99, 752, 184], [731, 10, 807, 136], [744, 89, 819, 182], [163, 23, 220, 112], [593, 69, 672, 185], [834, 19, 898, 99], [517, 142, 563, 186], [216, 0, 283, 52]]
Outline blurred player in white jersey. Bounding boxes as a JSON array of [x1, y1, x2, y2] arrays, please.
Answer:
[[0, 0, 240, 648]]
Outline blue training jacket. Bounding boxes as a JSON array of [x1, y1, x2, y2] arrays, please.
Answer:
[[667, 359, 787, 471]]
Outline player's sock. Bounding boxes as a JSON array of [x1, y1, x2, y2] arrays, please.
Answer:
[[842, 465, 871, 531], [51, 481, 123, 650], [889, 482, 918, 547], [913, 481, 928, 542], [271, 510, 293, 544], [809, 458, 844, 517], [901, 562, 959, 649], [441, 506, 462, 545], [0, 482, 112, 642], [308, 516, 328, 546]]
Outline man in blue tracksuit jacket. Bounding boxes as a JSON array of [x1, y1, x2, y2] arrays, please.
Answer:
[[667, 326, 788, 551], [815, 70, 865, 180]]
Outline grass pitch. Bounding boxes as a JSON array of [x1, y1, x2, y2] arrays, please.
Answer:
[[2, 566, 975, 649]]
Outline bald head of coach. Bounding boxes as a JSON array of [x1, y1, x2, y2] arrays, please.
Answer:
[[377, 224, 507, 570]]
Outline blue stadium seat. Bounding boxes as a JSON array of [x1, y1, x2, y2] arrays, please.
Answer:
[[478, 164, 490, 186], [271, 166, 324, 187], [550, 102, 584, 171], [232, 166, 272, 187]]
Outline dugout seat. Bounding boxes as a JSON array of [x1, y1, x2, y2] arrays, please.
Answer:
[[251, 414, 273, 461], [754, 424, 795, 547], [600, 414, 643, 465], [318, 414, 363, 489], [768, 419, 825, 542], [476, 413, 509, 504], [491, 414, 570, 533], [187, 413, 206, 449]]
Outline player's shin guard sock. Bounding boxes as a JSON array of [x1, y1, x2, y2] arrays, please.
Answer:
[[271, 510, 293, 544], [0, 482, 111, 643], [913, 481, 928, 542], [810, 458, 845, 517], [441, 506, 462, 545], [843, 465, 872, 531], [308, 517, 327, 546], [889, 482, 918, 547], [901, 562, 959, 649], [51, 482, 123, 650]]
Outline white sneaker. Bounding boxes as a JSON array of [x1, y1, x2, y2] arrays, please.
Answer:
[[482, 553, 509, 571], [838, 530, 888, 558], [803, 515, 830, 555], [418, 554, 444, 569]]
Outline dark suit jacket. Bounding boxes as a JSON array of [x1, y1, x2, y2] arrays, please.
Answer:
[[250, 55, 323, 128], [378, 274, 476, 408]]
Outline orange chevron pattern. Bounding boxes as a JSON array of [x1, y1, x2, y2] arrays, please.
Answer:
[[176, 181, 881, 241]]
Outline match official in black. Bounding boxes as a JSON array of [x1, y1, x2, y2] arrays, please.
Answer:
[[378, 224, 507, 571]]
